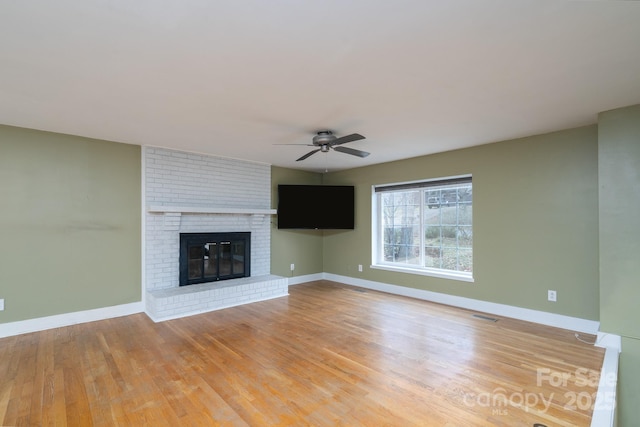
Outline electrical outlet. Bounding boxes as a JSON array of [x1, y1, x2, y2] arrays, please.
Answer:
[[0, 299, 4, 311], [290, 263, 295, 271], [358, 264, 363, 272], [548, 290, 557, 302]]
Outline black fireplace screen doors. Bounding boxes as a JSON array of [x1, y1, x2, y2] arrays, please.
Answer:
[[179, 232, 250, 286]]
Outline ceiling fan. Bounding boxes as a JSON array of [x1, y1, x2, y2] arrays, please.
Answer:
[[282, 130, 370, 162]]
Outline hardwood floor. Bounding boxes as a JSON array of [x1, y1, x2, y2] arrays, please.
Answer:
[[0, 280, 604, 426]]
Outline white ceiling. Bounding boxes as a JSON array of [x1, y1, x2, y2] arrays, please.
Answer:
[[1, 1, 639, 172]]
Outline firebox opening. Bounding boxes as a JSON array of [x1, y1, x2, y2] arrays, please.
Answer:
[[179, 232, 251, 286]]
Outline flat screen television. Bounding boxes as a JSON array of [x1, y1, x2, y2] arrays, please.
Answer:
[[277, 185, 355, 229]]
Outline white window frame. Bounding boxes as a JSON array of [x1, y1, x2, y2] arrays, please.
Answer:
[[371, 175, 474, 282]]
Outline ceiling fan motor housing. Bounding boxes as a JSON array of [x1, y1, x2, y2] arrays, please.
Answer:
[[313, 130, 337, 146], [294, 130, 368, 162]]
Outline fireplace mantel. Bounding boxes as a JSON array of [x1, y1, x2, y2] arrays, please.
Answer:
[[147, 205, 277, 215]]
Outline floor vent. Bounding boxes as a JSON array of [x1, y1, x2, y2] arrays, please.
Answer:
[[352, 288, 367, 293], [472, 314, 498, 322]]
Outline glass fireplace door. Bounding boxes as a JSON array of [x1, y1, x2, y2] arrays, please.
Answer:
[[180, 232, 250, 286]]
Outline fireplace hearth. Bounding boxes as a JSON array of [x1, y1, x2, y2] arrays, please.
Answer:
[[179, 232, 251, 286]]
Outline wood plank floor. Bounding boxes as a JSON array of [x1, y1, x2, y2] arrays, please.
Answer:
[[0, 280, 604, 426]]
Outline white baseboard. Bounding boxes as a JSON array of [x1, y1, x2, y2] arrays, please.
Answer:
[[596, 332, 622, 352], [0, 302, 144, 339], [0, 274, 603, 338], [288, 273, 325, 286], [323, 273, 600, 335], [590, 347, 619, 427]]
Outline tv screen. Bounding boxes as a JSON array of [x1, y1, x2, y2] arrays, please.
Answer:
[[277, 185, 355, 229]]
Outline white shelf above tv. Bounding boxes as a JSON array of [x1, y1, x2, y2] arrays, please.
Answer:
[[147, 205, 277, 215]]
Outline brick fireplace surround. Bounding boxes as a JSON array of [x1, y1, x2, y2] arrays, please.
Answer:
[[144, 147, 287, 321]]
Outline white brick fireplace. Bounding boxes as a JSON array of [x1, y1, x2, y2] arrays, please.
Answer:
[[143, 147, 287, 321]]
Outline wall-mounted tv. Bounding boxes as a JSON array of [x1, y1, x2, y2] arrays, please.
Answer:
[[277, 185, 355, 230]]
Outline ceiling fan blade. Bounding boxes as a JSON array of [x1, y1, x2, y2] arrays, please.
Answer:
[[331, 133, 365, 146], [333, 146, 370, 158], [274, 143, 315, 146], [296, 149, 321, 161]]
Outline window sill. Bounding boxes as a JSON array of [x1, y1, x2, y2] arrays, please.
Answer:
[[370, 264, 474, 283]]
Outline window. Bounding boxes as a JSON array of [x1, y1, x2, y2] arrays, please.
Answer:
[[372, 176, 473, 281]]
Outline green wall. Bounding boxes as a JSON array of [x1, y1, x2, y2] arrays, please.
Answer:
[[271, 166, 324, 277], [0, 125, 141, 323], [598, 104, 640, 426], [272, 110, 640, 423], [4, 106, 633, 419], [321, 126, 600, 320]]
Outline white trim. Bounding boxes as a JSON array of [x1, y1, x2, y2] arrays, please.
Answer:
[[322, 273, 600, 334], [371, 176, 474, 281], [147, 205, 277, 215], [590, 347, 619, 427], [372, 173, 473, 191], [0, 302, 144, 339], [371, 264, 474, 282], [288, 273, 325, 286], [595, 332, 622, 353], [1, 274, 601, 337]]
